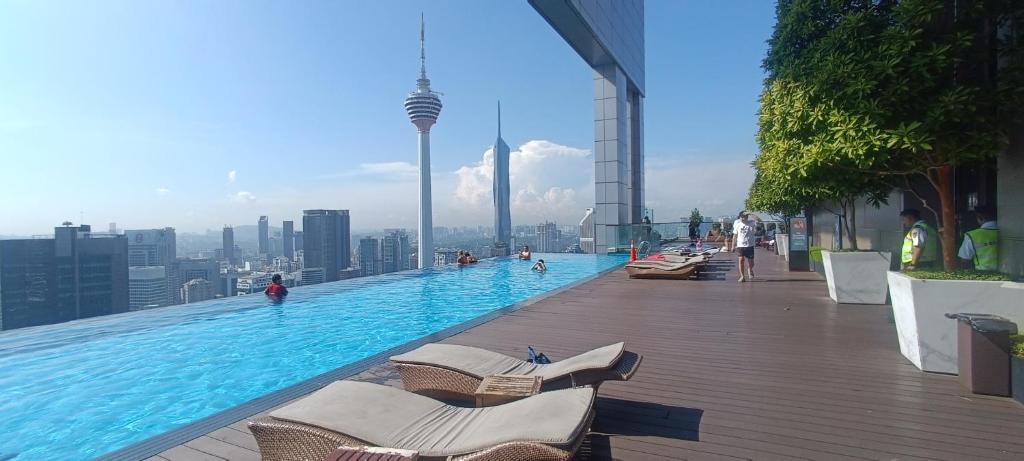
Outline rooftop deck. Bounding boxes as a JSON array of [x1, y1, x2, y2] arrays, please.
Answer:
[[148, 248, 1024, 460]]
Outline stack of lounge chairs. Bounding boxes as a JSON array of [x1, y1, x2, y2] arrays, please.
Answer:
[[625, 247, 721, 279], [249, 343, 643, 461]]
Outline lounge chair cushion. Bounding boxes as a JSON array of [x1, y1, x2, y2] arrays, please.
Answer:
[[390, 342, 625, 380], [269, 381, 595, 457]]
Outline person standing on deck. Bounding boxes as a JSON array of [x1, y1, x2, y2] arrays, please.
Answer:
[[733, 211, 758, 282], [900, 209, 938, 270], [958, 206, 999, 271]]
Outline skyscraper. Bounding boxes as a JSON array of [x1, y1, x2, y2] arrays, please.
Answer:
[[0, 224, 129, 330], [128, 266, 167, 310], [359, 237, 381, 277], [258, 216, 269, 256], [579, 208, 596, 254], [382, 230, 410, 273], [282, 220, 294, 260], [125, 228, 176, 267], [404, 14, 442, 269], [493, 102, 512, 253], [536, 222, 559, 253], [181, 278, 214, 304], [530, 0, 645, 253], [302, 209, 351, 282], [222, 226, 234, 264]]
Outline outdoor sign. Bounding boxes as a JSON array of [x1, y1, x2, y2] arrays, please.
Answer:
[[789, 216, 808, 251]]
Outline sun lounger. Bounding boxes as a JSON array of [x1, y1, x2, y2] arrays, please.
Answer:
[[390, 342, 642, 401], [625, 258, 701, 279], [249, 381, 595, 461]]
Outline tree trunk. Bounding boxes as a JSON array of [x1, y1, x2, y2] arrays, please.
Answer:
[[846, 199, 858, 251], [936, 165, 957, 271]]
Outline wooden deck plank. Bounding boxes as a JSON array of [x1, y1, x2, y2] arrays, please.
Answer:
[[158, 248, 1024, 460]]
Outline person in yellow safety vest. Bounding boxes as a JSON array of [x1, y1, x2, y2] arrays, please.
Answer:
[[899, 208, 938, 270], [958, 206, 998, 271]]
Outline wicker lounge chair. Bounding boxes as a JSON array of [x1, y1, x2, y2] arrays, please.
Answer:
[[390, 342, 642, 401], [249, 381, 595, 461]]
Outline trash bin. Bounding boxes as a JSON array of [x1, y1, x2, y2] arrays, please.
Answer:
[[945, 313, 1018, 396]]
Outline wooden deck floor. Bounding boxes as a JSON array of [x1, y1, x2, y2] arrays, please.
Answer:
[[149, 249, 1024, 460]]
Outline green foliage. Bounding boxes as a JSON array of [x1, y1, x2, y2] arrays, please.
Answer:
[[753, 0, 1024, 270], [902, 270, 1012, 281], [809, 246, 824, 263], [689, 208, 703, 225], [1011, 335, 1024, 358]]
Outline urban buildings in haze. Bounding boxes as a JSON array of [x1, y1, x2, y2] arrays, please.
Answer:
[[283, 220, 294, 260], [382, 230, 411, 273], [359, 237, 381, 277], [493, 102, 512, 255], [222, 226, 234, 264], [181, 278, 213, 304], [302, 209, 351, 282], [258, 216, 269, 256], [128, 266, 167, 310], [0, 224, 129, 330], [404, 14, 442, 269]]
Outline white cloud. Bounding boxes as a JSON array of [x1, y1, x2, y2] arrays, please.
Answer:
[[227, 170, 237, 183], [155, 187, 170, 196], [358, 161, 419, 178], [643, 157, 754, 221], [230, 191, 256, 203], [453, 140, 593, 223]]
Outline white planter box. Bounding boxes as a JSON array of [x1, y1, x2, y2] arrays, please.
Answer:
[[776, 234, 789, 261], [822, 251, 892, 304], [887, 271, 1024, 374]]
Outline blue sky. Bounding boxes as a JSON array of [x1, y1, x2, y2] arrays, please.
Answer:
[[0, 0, 774, 234]]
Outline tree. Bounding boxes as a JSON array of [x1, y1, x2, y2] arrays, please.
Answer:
[[753, 0, 1024, 266], [687, 208, 704, 240]]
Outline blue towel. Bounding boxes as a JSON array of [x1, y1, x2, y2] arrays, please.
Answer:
[[527, 345, 551, 364]]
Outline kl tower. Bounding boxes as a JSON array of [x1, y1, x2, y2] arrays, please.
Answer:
[[404, 14, 442, 269]]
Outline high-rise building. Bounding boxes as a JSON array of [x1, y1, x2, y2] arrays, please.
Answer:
[[493, 102, 512, 252], [0, 224, 129, 330], [536, 222, 559, 253], [381, 230, 410, 273], [293, 231, 303, 255], [359, 237, 381, 277], [128, 266, 167, 310], [283, 220, 294, 260], [405, 14, 442, 269], [125, 228, 176, 266], [174, 258, 221, 298], [181, 278, 214, 304], [258, 216, 269, 255], [433, 249, 460, 266], [222, 226, 234, 264], [237, 273, 273, 295], [530, 0, 645, 252], [579, 208, 596, 254], [302, 209, 351, 282], [301, 267, 325, 286]]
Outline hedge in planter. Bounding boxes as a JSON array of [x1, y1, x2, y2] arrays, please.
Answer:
[[1013, 335, 1024, 406]]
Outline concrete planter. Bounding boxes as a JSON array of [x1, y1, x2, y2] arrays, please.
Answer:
[[822, 251, 892, 304], [1013, 356, 1024, 406], [887, 271, 1024, 374], [776, 234, 789, 261]]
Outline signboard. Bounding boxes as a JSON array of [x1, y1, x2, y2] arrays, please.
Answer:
[[789, 217, 808, 251]]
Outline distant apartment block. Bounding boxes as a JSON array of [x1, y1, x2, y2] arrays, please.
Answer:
[[128, 266, 168, 310], [301, 267, 325, 286], [302, 209, 351, 282], [181, 278, 213, 304], [536, 222, 560, 252], [237, 272, 273, 295], [0, 224, 129, 330], [222, 226, 234, 264], [579, 208, 596, 254], [382, 230, 411, 273], [283, 220, 294, 260], [125, 228, 176, 266], [359, 237, 381, 277], [434, 249, 459, 266], [258, 216, 269, 256]]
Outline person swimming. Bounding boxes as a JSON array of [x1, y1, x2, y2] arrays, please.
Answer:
[[532, 259, 546, 272], [264, 274, 288, 298], [457, 250, 470, 265], [519, 245, 531, 260]]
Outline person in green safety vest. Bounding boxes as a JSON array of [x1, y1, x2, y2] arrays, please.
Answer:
[[958, 206, 998, 271], [899, 208, 938, 270]]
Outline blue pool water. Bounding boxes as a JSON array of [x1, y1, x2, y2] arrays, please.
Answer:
[[0, 254, 624, 460]]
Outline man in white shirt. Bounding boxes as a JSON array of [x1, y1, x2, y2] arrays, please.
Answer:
[[733, 211, 758, 282]]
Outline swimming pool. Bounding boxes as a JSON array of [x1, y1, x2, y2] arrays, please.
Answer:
[[0, 254, 624, 460]]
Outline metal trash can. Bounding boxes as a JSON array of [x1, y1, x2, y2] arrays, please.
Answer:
[[945, 313, 1018, 396]]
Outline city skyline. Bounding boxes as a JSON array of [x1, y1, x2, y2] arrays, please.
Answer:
[[0, 1, 772, 235]]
